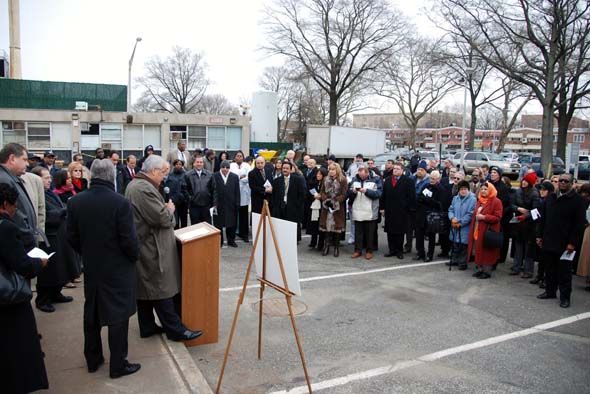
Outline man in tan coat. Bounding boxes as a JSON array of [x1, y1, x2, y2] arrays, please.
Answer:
[[22, 170, 46, 243], [125, 155, 202, 341], [166, 140, 191, 170]]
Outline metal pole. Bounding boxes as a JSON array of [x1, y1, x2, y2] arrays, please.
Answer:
[[460, 78, 468, 169], [127, 37, 142, 111], [8, 0, 22, 79]]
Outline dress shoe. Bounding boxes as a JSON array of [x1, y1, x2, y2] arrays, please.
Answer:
[[384, 252, 395, 257], [424, 256, 433, 262], [228, 241, 238, 248], [403, 245, 411, 253], [169, 329, 203, 342], [472, 271, 483, 278], [110, 361, 141, 379], [308, 243, 317, 248], [412, 255, 424, 261], [333, 246, 340, 257], [396, 253, 404, 259], [529, 278, 541, 285], [437, 252, 449, 258], [240, 237, 249, 243], [351, 252, 362, 258], [88, 356, 105, 373], [140, 325, 165, 338], [52, 294, 74, 303], [365, 252, 373, 260], [537, 292, 557, 300], [539, 282, 546, 289], [322, 245, 330, 256], [521, 273, 533, 279], [36, 303, 56, 313], [559, 300, 570, 308], [477, 272, 491, 279]]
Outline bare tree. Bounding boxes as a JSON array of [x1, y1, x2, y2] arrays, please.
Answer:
[[476, 105, 503, 130], [195, 94, 238, 115], [376, 36, 458, 149], [136, 46, 209, 113], [438, 0, 590, 175], [493, 78, 534, 153], [262, 0, 406, 125]]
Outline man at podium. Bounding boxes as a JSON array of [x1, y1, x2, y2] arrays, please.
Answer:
[[125, 155, 203, 342]]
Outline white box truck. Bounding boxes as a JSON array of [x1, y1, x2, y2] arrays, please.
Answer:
[[306, 125, 387, 158]]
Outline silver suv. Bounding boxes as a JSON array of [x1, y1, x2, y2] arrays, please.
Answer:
[[452, 151, 521, 179]]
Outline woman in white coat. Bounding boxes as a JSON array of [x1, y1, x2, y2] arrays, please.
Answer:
[[230, 150, 251, 242]]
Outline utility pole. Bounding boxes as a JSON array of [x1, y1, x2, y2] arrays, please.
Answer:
[[8, 0, 22, 79]]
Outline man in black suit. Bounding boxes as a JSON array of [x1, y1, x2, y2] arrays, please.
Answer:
[[381, 162, 416, 259], [212, 161, 240, 247], [271, 161, 306, 241], [66, 158, 141, 379], [109, 152, 125, 194], [248, 156, 273, 214], [121, 155, 137, 194], [302, 158, 318, 230]]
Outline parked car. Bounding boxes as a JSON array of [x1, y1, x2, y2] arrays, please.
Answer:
[[579, 155, 589, 163], [530, 156, 565, 175], [569, 161, 590, 180], [452, 151, 521, 179], [501, 152, 519, 162]]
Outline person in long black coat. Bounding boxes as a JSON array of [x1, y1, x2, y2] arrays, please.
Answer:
[[165, 160, 189, 229], [0, 183, 49, 394], [302, 159, 319, 231], [67, 159, 141, 378], [32, 167, 75, 313], [212, 161, 240, 247], [271, 161, 306, 241], [381, 162, 416, 259], [248, 156, 273, 214]]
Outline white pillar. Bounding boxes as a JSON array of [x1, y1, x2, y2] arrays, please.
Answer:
[[8, 0, 22, 79]]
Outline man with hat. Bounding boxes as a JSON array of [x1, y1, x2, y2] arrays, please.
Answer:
[[489, 165, 511, 263], [41, 150, 60, 180], [27, 153, 42, 172]]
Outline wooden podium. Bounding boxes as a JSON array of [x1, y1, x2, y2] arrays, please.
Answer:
[[175, 222, 221, 347]]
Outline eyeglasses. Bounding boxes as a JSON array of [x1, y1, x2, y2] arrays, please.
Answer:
[[558, 179, 570, 183], [453, 177, 461, 180]]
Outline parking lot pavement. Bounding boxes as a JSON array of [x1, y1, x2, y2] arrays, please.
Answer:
[[189, 228, 590, 394]]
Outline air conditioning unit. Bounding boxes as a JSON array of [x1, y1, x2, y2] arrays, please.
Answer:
[[521, 138, 528, 144], [101, 143, 112, 150], [75, 101, 89, 111]]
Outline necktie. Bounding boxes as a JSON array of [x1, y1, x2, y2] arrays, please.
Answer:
[[131, 168, 135, 178], [392, 176, 397, 188], [284, 177, 289, 203], [261, 169, 266, 181]]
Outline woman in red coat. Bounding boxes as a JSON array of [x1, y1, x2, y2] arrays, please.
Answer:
[[467, 182, 503, 279]]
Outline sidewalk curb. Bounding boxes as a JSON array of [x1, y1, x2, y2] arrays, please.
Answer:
[[161, 336, 214, 394]]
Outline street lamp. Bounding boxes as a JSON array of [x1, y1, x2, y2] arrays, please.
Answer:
[[127, 37, 142, 111], [460, 66, 475, 169]]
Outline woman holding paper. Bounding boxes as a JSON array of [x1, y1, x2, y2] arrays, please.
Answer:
[[467, 182, 503, 279], [31, 167, 75, 313], [319, 163, 348, 257], [308, 167, 327, 250], [0, 183, 49, 393]]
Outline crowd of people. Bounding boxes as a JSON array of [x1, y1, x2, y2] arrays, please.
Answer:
[[1, 140, 589, 393]]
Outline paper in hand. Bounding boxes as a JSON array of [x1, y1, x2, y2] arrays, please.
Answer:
[[263, 180, 272, 188], [210, 206, 218, 216], [560, 250, 576, 261], [27, 247, 55, 260], [530, 208, 541, 221], [309, 188, 317, 196], [422, 188, 433, 198]]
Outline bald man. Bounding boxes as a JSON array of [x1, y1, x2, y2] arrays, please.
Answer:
[[248, 156, 274, 214]]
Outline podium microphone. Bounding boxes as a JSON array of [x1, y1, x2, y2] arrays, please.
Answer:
[[163, 186, 170, 202]]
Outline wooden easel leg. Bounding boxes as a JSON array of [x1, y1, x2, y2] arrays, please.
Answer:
[[216, 210, 266, 394], [258, 214, 267, 359], [286, 295, 313, 393]]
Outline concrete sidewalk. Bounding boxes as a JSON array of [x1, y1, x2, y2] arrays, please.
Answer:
[[32, 280, 213, 394]]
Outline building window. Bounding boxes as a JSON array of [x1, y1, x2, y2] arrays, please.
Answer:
[[26, 122, 51, 150], [51, 123, 72, 149], [207, 126, 226, 150], [574, 134, 585, 143], [100, 124, 122, 151], [188, 126, 206, 149], [1, 121, 26, 146]]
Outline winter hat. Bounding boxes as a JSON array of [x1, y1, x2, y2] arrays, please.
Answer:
[[539, 180, 554, 193], [489, 165, 503, 176], [523, 172, 538, 186], [535, 169, 544, 178], [457, 180, 470, 190], [418, 160, 428, 170]]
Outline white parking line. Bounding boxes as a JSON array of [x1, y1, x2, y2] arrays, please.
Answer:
[[268, 311, 590, 394], [219, 260, 448, 293]]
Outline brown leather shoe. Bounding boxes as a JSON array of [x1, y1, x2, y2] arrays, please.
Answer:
[[365, 252, 373, 260], [351, 251, 362, 258]]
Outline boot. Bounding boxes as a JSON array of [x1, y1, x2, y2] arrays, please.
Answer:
[[333, 236, 340, 257], [322, 233, 331, 256]]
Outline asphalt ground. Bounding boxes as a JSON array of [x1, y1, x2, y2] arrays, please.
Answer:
[[189, 226, 590, 394]]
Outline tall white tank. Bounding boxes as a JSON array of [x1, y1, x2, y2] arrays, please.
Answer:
[[251, 91, 278, 142]]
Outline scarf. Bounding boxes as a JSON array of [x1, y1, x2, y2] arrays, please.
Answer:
[[54, 184, 76, 196], [72, 178, 83, 191], [477, 182, 497, 206]]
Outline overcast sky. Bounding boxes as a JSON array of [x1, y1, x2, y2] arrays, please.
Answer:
[[1, 0, 542, 114]]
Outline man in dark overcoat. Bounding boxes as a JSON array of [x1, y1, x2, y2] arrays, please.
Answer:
[[212, 160, 240, 247], [271, 161, 306, 241], [381, 162, 416, 259], [302, 158, 318, 230], [67, 159, 141, 379], [248, 156, 273, 214]]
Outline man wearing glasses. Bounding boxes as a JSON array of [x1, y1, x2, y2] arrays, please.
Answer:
[[536, 173, 586, 308]]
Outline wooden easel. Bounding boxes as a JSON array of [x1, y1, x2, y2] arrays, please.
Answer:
[[215, 201, 312, 393]]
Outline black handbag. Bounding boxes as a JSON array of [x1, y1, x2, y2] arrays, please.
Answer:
[[483, 228, 504, 249], [0, 264, 32, 305], [426, 211, 447, 233]]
